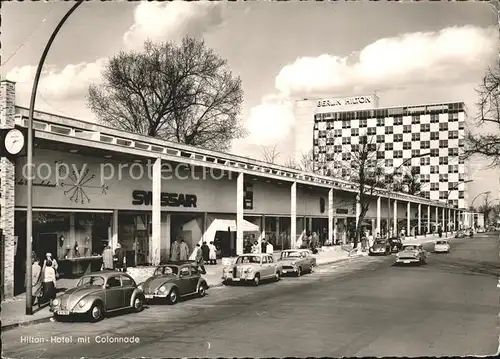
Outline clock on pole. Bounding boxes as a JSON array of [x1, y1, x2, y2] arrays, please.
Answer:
[[0, 127, 30, 158]]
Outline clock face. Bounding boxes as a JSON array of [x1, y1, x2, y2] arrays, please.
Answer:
[[4, 129, 25, 155]]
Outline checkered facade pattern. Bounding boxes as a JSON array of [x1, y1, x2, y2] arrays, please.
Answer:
[[313, 102, 467, 209]]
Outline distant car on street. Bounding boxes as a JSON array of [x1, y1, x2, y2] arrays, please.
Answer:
[[51, 271, 145, 322], [388, 237, 403, 253], [434, 240, 450, 253], [455, 229, 466, 238], [222, 253, 280, 286], [369, 239, 391, 256], [395, 244, 427, 265], [138, 262, 208, 305], [477, 227, 485, 233], [277, 249, 316, 276]]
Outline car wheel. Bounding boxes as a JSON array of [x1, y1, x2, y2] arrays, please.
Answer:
[[274, 271, 280, 282], [198, 285, 206, 297], [89, 302, 104, 322], [296, 267, 302, 277], [253, 274, 260, 286], [222, 279, 229, 286], [168, 288, 179, 305], [133, 296, 144, 312]]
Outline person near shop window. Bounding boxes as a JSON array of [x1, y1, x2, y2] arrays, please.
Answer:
[[252, 241, 259, 253], [179, 239, 190, 261], [101, 245, 114, 271], [209, 241, 217, 264], [266, 241, 274, 254], [201, 242, 210, 263], [39, 260, 57, 308], [27, 257, 42, 306], [114, 243, 125, 271], [41, 253, 59, 279], [170, 239, 180, 262], [194, 244, 206, 274], [261, 238, 267, 253]]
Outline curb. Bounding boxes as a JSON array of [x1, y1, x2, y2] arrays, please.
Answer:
[[1, 255, 365, 332]]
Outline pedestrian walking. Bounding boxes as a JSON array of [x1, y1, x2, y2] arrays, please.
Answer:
[[179, 239, 189, 261], [195, 244, 206, 274], [209, 241, 217, 264], [261, 238, 267, 253], [114, 243, 125, 272], [252, 241, 259, 253], [170, 239, 180, 262], [102, 245, 114, 270], [27, 257, 42, 306], [201, 241, 210, 263], [266, 240, 274, 254], [438, 226, 443, 238], [41, 253, 58, 274], [39, 260, 57, 308]]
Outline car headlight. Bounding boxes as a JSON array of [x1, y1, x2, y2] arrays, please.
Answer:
[[78, 299, 86, 308], [159, 286, 166, 292], [52, 298, 60, 306], [396, 253, 400, 257]]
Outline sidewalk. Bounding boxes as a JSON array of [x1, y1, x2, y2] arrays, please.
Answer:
[[1, 249, 353, 331]]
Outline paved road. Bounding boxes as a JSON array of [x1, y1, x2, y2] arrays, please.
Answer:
[[2, 233, 499, 358]]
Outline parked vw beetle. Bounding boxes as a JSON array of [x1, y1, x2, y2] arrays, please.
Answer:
[[138, 262, 208, 305], [278, 249, 316, 276], [388, 237, 403, 253], [51, 271, 145, 322], [222, 253, 280, 286], [369, 239, 391, 255]]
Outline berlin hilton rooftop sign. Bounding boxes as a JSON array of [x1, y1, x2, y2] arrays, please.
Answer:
[[315, 95, 378, 113]]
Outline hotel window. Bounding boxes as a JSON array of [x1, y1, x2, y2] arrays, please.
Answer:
[[420, 123, 430, 132], [430, 114, 439, 123], [449, 148, 459, 156], [421, 191, 430, 199], [403, 125, 411, 133], [439, 140, 448, 148], [439, 191, 448, 199], [448, 113, 459, 121], [439, 122, 448, 131], [421, 140, 430, 149], [394, 150, 403, 158], [459, 191, 465, 199], [459, 139, 464, 147], [394, 116, 403, 125], [449, 130, 459, 139], [431, 149, 439, 157], [351, 144, 359, 152], [411, 115, 420, 124], [459, 173, 464, 181], [439, 156, 448, 165], [367, 127, 376, 135], [360, 119, 368, 128], [385, 143, 394, 151], [412, 166, 420, 174], [313, 139, 319, 146], [377, 135, 385, 143], [420, 157, 430, 166], [459, 121, 465, 130], [334, 129, 342, 137], [430, 165, 438, 174], [334, 145, 342, 153], [377, 118, 385, 126], [459, 156, 465, 164], [411, 133, 420, 141], [377, 151, 385, 159], [385, 126, 393, 134], [342, 120, 351, 129], [342, 153, 351, 161], [449, 182, 458, 190], [421, 174, 430, 183], [367, 143, 377, 151], [351, 128, 359, 136], [411, 149, 420, 157], [403, 142, 412, 150], [431, 183, 439, 191], [342, 137, 351, 144], [430, 132, 439, 140], [385, 159, 393, 167], [448, 164, 459, 173], [439, 174, 448, 182], [394, 134, 403, 142]]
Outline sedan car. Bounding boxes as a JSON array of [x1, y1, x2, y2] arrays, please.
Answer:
[[455, 229, 466, 238], [388, 237, 403, 253], [369, 240, 391, 256], [138, 262, 208, 305], [222, 253, 280, 286], [434, 240, 450, 253], [51, 271, 145, 322], [278, 249, 316, 276], [395, 244, 427, 265]]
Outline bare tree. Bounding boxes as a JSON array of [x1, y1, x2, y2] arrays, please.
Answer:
[[400, 167, 422, 196], [260, 145, 280, 164], [87, 37, 245, 151], [478, 193, 496, 223], [465, 59, 500, 167]]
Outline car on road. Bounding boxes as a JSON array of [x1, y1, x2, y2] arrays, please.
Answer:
[[455, 229, 467, 238], [395, 244, 427, 265], [51, 271, 145, 322], [388, 237, 403, 253], [369, 239, 391, 255], [222, 253, 280, 286], [138, 262, 208, 305], [477, 227, 485, 233], [434, 240, 450, 253], [278, 249, 316, 276]]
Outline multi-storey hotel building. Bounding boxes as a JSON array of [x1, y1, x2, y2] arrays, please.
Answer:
[[310, 95, 468, 209]]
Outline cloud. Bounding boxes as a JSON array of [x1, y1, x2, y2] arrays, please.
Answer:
[[246, 25, 498, 143], [5, 2, 224, 117]]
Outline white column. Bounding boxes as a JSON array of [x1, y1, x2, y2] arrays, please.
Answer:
[[427, 206, 431, 234], [276, 217, 280, 248], [163, 213, 171, 261], [236, 172, 244, 255], [393, 200, 398, 234], [69, 212, 76, 258], [442, 207, 445, 230], [406, 202, 411, 235], [151, 157, 161, 266], [453, 210, 456, 230], [291, 182, 297, 249], [448, 208, 452, 230], [202, 212, 208, 243], [328, 189, 334, 245], [355, 194, 361, 228], [376, 197, 381, 236], [435, 207, 438, 231], [111, 210, 118, 250], [417, 204, 422, 235]]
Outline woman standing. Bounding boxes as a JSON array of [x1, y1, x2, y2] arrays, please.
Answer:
[[27, 258, 42, 306], [208, 241, 217, 264], [39, 260, 57, 308]]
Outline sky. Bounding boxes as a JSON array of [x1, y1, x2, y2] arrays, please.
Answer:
[[2, 0, 500, 207]]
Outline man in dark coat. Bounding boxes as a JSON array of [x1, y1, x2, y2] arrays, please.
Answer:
[[201, 241, 210, 263], [195, 244, 206, 274], [115, 243, 125, 272]]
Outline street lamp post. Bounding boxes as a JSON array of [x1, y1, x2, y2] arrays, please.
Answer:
[[25, 0, 84, 315], [469, 191, 491, 230]]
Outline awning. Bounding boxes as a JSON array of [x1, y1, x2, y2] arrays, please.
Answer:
[[209, 218, 259, 232]]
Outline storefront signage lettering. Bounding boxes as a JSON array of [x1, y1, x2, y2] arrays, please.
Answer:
[[336, 208, 349, 215], [15, 178, 57, 188], [132, 190, 197, 208], [317, 96, 372, 108]]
